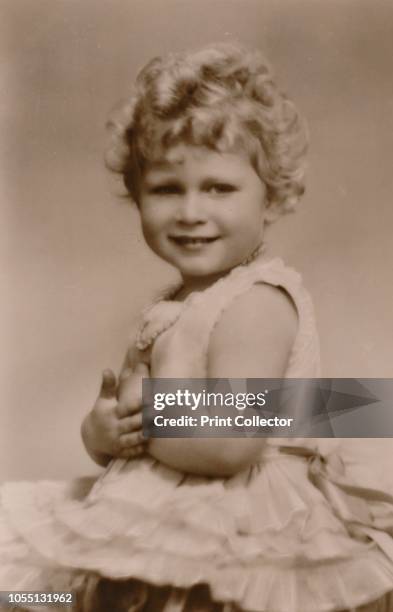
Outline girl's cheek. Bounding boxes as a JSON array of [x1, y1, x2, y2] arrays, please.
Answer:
[[140, 198, 165, 220], [139, 204, 158, 232], [141, 224, 159, 253]]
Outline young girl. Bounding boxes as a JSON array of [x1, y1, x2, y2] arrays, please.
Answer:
[[2, 43, 393, 612]]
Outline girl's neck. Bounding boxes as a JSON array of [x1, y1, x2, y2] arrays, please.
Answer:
[[176, 243, 266, 301]]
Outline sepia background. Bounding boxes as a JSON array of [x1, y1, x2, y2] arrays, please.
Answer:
[[1, 0, 393, 480]]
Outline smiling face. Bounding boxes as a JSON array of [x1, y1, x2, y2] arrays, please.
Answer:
[[138, 144, 267, 290]]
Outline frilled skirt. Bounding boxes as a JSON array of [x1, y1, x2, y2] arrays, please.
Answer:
[[1, 443, 393, 612]]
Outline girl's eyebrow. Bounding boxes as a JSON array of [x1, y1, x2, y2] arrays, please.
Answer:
[[201, 176, 235, 182], [143, 169, 180, 183], [200, 176, 239, 186], [143, 172, 180, 184], [143, 159, 184, 174], [146, 156, 185, 171]]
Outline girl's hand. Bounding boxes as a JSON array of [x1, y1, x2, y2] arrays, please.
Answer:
[[81, 363, 149, 465], [116, 362, 150, 458]]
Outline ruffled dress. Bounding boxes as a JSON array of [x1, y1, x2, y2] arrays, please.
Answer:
[[1, 255, 393, 612]]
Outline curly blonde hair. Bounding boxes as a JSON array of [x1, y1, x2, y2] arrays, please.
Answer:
[[106, 43, 308, 213]]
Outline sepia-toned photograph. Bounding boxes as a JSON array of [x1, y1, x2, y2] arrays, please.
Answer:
[[1, 1, 393, 610]]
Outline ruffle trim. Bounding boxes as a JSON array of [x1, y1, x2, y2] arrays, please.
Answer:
[[1, 528, 393, 612], [2, 448, 393, 611]]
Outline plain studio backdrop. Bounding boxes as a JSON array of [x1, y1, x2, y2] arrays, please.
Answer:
[[1, 0, 393, 481]]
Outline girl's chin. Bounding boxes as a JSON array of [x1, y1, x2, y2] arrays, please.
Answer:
[[158, 249, 247, 279], [176, 261, 236, 281]]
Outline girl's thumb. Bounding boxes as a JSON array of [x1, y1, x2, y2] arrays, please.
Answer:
[[99, 369, 117, 399]]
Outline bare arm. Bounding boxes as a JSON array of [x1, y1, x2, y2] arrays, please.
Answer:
[[148, 284, 297, 476]]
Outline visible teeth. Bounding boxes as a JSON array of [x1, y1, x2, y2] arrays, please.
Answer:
[[173, 237, 216, 244]]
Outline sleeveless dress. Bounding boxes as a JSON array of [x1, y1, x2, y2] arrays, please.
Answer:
[[1, 255, 393, 612]]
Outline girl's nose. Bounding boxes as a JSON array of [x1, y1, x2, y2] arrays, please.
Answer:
[[175, 192, 207, 224]]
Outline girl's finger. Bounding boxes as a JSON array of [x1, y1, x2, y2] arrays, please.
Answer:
[[117, 362, 149, 405], [118, 444, 145, 459], [99, 369, 117, 399], [115, 401, 141, 419], [119, 431, 145, 448], [119, 367, 133, 383], [133, 362, 150, 377], [118, 414, 143, 434], [116, 367, 133, 402]]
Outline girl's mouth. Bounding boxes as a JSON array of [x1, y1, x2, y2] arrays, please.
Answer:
[[169, 236, 219, 246]]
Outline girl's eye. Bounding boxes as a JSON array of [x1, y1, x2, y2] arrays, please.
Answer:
[[208, 183, 237, 194], [150, 184, 182, 195]]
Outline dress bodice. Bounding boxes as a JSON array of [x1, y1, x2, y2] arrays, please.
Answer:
[[134, 254, 321, 379]]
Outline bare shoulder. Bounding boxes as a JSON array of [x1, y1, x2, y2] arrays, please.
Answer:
[[207, 283, 298, 378]]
